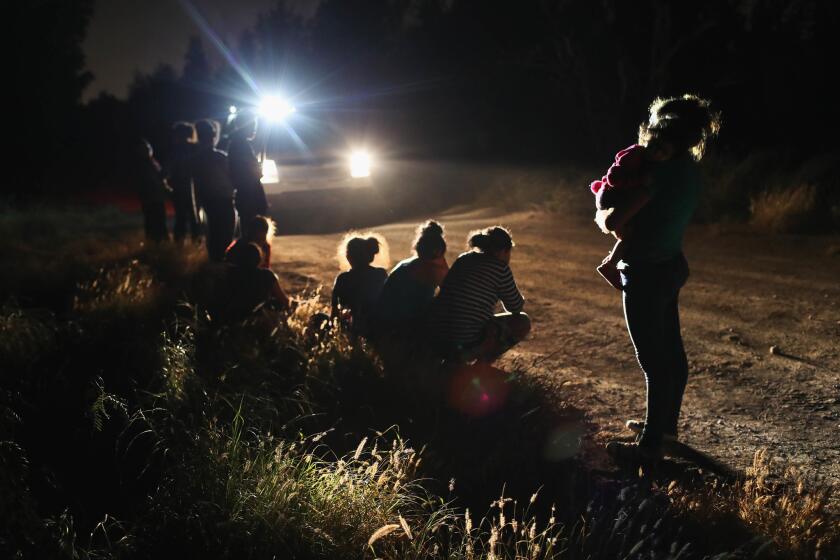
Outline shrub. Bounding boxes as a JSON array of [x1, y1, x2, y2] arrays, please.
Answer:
[[698, 148, 839, 232], [749, 183, 819, 233]]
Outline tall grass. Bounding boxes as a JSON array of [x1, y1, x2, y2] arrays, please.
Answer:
[[668, 449, 838, 559], [749, 183, 819, 233]]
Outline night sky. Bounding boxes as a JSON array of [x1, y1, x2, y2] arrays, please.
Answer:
[[83, 0, 288, 100]]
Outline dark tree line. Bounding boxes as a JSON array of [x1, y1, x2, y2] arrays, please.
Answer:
[[9, 1, 95, 198], [7, 0, 840, 198]]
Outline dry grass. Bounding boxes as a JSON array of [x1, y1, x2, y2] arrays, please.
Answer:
[[668, 449, 839, 558], [483, 165, 594, 216], [72, 259, 156, 312], [700, 148, 839, 233], [737, 450, 838, 558], [749, 183, 820, 233]]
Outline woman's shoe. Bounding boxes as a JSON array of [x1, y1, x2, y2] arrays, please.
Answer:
[[625, 419, 645, 434], [625, 420, 677, 443]]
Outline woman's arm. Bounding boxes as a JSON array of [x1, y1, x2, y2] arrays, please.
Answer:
[[497, 265, 525, 313]]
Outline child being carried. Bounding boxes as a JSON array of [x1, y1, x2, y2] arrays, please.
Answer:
[[589, 140, 672, 290]]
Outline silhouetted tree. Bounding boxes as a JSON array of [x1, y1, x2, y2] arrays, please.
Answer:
[[181, 36, 211, 88]]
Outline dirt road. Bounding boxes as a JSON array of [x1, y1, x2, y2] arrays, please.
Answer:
[[271, 207, 840, 498]]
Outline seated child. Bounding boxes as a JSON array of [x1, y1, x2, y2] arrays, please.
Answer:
[[225, 215, 274, 269], [222, 242, 289, 321], [331, 235, 388, 336], [589, 139, 672, 289]]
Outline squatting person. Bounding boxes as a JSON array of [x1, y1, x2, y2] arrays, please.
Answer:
[[427, 225, 530, 364]]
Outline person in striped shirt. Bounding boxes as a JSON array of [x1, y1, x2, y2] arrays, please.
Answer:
[[427, 226, 530, 363]]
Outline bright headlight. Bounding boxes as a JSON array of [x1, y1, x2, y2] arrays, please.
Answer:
[[258, 95, 295, 123], [350, 150, 371, 178]]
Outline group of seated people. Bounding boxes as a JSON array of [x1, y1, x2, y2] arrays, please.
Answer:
[[214, 215, 530, 364], [331, 220, 531, 364]]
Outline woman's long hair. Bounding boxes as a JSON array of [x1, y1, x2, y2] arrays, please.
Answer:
[[638, 94, 721, 161]]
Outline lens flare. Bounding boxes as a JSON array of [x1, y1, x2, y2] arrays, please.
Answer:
[[447, 362, 510, 416]]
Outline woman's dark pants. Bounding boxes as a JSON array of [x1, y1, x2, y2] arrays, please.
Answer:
[[171, 183, 200, 242], [141, 199, 168, 243], [621, 254, 689, 450]]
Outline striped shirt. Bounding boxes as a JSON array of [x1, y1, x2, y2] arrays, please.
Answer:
[[427, 251, 524, 346]]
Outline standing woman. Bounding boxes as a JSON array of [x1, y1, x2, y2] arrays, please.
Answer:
[[228, 113, 267, 225], [192, 120, 235, 261], [600, 95, 721, 464]]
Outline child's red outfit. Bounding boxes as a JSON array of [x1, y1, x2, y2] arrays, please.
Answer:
[[590, 144, 648, 290], [590, 144, 647, 209]]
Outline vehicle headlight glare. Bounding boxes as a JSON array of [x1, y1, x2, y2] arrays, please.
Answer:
[[350, 150, 371, 178]]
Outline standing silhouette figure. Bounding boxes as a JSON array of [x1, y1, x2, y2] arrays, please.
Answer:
[[134, 138, 169, 243], [192, 120, 235, 261], [167, 121, 200, 243], [228, 113, 267, 225], [599, 95, 721, 467]]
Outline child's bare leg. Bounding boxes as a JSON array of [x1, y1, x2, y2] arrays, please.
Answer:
[[604, 239, 624, 264]]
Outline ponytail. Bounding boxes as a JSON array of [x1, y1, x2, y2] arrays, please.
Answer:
[[467, 226, 514, 253], [346, 236, 380, 266], [413, 220, 447, 259]]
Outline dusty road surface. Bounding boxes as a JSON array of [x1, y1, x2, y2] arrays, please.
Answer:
[[270, 207, 840, 501]]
